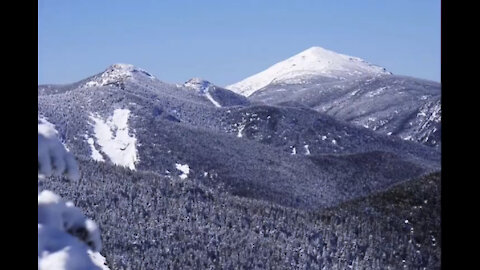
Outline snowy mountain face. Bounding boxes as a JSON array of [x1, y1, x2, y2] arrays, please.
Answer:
[[83, 63, 155, 88], [183, 77, 213, 94], [226, 46, 440, 147], [226, 46, 391, 97], [38, 64, 439, 208], [250, 75, 441, 147]]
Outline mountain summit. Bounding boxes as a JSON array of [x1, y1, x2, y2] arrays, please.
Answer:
[[226, 46, 391, 96], [183, 77, 213, 94], [83, 63, 155, 88]]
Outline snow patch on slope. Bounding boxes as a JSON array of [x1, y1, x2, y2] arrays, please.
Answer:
[[87, 137, 105, 162], [237, 124, 245, 138], [226, 46, 391, 96], [304, 144, 311, 155], [89, 109, 138, 170], [411, 99, 441, 145], [205, 92, 222, 108], [176, 163, 190, 179], [367, 86, 388, 97]]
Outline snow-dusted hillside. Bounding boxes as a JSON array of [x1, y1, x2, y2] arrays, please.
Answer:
[[224, 46, 441, 147], [250, 75, 441, 147], [38, 63, 439, 210], [226, 46, 391, 97]]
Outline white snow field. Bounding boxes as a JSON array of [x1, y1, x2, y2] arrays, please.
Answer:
[[89, 109, 138, 170], [226, 46, 391, 96]]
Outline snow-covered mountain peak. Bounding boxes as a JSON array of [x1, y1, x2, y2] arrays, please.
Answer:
[[226, 46, 392, 96], [109, 63, 135, 71], [296, 46, 369, 66], [183, 78, 213, 94], [83, 63, 155, 88], [182, 78, 227, 107]]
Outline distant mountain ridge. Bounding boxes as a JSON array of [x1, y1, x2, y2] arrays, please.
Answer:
[[226, 47, 441, 147], [250, 75, 441, 147], [226, 46, 391, 97], [38, 63, 439, 209]]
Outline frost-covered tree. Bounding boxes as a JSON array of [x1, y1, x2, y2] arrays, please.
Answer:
[[38, 119, 109, 270], [38, 118, 80, 181]]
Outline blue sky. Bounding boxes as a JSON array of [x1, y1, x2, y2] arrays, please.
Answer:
[[38, 0, 441, 85]]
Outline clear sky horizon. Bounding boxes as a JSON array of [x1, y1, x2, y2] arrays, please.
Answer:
[[38, 0, 441, 86]]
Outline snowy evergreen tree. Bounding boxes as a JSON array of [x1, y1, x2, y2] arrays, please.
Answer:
[[38, 120, 109, 270]]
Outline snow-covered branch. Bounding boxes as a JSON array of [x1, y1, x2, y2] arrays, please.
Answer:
[[38, 120, 109, 270]]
